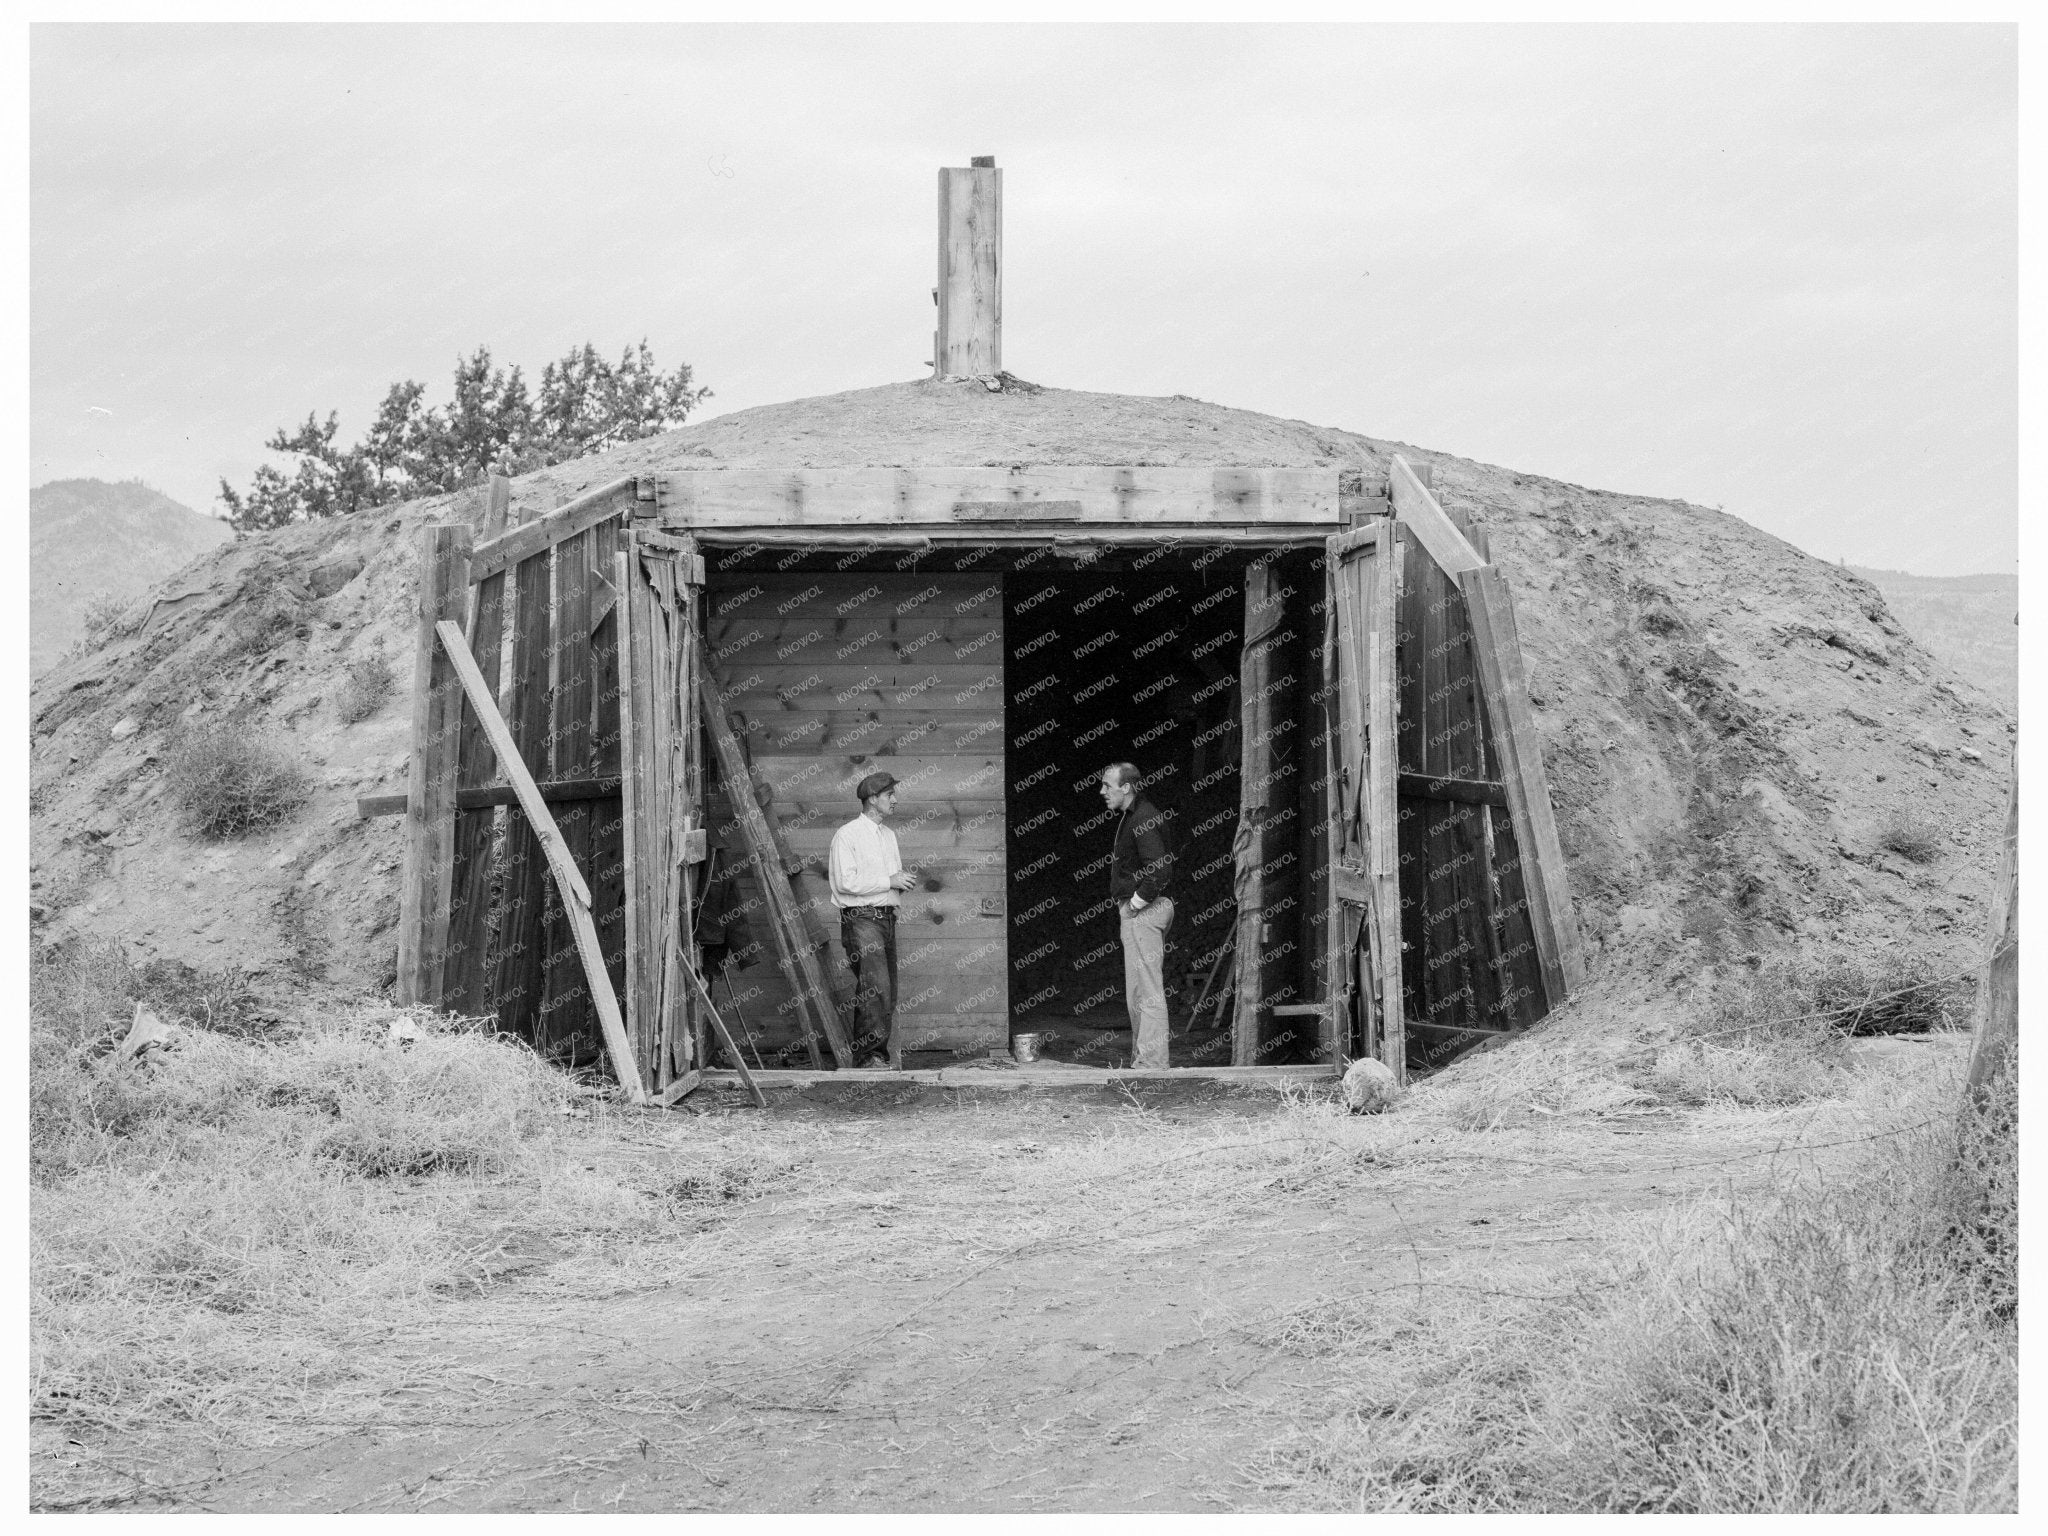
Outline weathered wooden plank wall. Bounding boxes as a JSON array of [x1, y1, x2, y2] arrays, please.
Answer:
[[618, 536, 704, 1088], [702, 571, 1009, 1060], [539, 530, 598, 1053], [1393, 515, 1548, 1042], [492, 542, 555, 1041], [445, 514, 635, 1063], [433, 619, 643, 1103]]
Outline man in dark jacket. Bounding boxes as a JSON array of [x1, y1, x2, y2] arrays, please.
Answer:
[[1099, 762, 1175, 1070]]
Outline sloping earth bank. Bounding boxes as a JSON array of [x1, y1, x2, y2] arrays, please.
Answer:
[[28, 378, 2012, 1014]]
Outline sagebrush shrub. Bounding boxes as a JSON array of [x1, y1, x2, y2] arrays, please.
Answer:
[[334, 655, 395, 724], [1704, 949, 1966, 1041], [1878, 816, 1944, 864], [80, 591, 129, 643], [166, 723, 310, 838]]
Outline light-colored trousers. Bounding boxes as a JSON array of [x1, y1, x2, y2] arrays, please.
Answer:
[[1119, 897, 1174, 1070]]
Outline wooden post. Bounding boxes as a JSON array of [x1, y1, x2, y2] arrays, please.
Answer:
[[445, 471, 513, 1014], [1233, 557, 1280, 1065], [936, 157, 1001, 377], [434, 620, 646, 1104], [1321, 546, 1346, 1069], [586, 522, 632, 1068], [1967, 758, 2017, 1107], [1458, 565, 1586, 1000], [617, 543, 661, 1087], [1327, 522, 1404, 1078], [1366, 528, 1403, 1077], [481, 467, 511, 539], [657, 550, 697, 1081], [397, 524, 472, 1006], [675, 547, 707, 1077]]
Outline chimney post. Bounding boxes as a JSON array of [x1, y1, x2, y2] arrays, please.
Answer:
[[935, 156, 1001, 377]]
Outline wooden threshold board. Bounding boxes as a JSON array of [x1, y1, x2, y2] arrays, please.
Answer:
[[700, 1064, 1337, 1090]]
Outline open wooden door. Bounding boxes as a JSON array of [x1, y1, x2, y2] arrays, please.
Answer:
[[618, 529, 707, 1092], [1301, 454, 1587, 1082], [1325, 520, 1403, 1076], [1387, 458, 1581, 1061]]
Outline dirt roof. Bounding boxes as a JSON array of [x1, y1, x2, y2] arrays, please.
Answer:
[[518, 379, 1387, 508]]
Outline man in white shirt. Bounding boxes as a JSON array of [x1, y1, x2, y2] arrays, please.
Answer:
[[829, 770, 917, 1068]]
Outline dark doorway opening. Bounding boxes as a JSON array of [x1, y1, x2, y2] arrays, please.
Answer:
[[1002, 550, 1324, 1068], [693, 538, 1331, 1074]]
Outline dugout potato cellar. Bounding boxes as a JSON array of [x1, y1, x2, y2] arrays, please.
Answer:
[[383, 159, 1584, 1102]]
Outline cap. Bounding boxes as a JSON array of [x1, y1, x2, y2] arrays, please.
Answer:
[[856, 770, 900, 804]]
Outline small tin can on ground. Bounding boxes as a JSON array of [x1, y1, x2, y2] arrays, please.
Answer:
[[1011, 1032, 1046, 1064]]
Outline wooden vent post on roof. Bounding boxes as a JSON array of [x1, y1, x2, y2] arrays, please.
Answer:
[[936, 156, 1001, 378]]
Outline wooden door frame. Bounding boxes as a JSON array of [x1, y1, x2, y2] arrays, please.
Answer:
[[1325, 521, 1404, 1078], [702, 526, 1336, 1072]]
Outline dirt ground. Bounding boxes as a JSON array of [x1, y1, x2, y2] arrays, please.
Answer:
[[32, 1037, 1962, 1514]]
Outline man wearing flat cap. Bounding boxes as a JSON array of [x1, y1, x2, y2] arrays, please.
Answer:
[[829, 770, 917, 1068]]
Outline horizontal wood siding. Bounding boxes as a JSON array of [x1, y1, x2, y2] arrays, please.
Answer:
[[704, 572, 1007, 1059]]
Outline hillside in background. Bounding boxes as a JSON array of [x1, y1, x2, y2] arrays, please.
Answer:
[[1852, 567, 2017, 709], [30, 479, 234, 675]]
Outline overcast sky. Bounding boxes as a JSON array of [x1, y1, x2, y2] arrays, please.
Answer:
[[30, 23, 2016, 575]]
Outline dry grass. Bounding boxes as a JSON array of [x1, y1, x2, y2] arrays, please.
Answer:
[[1687, 948, 1969, 1081], [1414, 1033, 1657, 1131], [1646, 1031, 1853, 1107], [1242, 1066, 2017, 1513], [333, 654, 395, 724], [165, 722, 310, 838], [29, 940, 2010, 1515], [28, 944, 791, 1436], [1877, 815, 1946, 865], [78, 591, 132, 646]]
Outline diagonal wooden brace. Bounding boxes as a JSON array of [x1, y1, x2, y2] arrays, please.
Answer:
[[682, 960, 768, 1108], [434, 619, 648, 1104], [694, 646, 856, 1069]]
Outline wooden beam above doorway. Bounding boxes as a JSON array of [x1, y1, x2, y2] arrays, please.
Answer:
[[654, 466, 1342, 527]]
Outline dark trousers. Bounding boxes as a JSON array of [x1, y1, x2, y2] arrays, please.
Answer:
[[840, 906, 899, 1065]]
